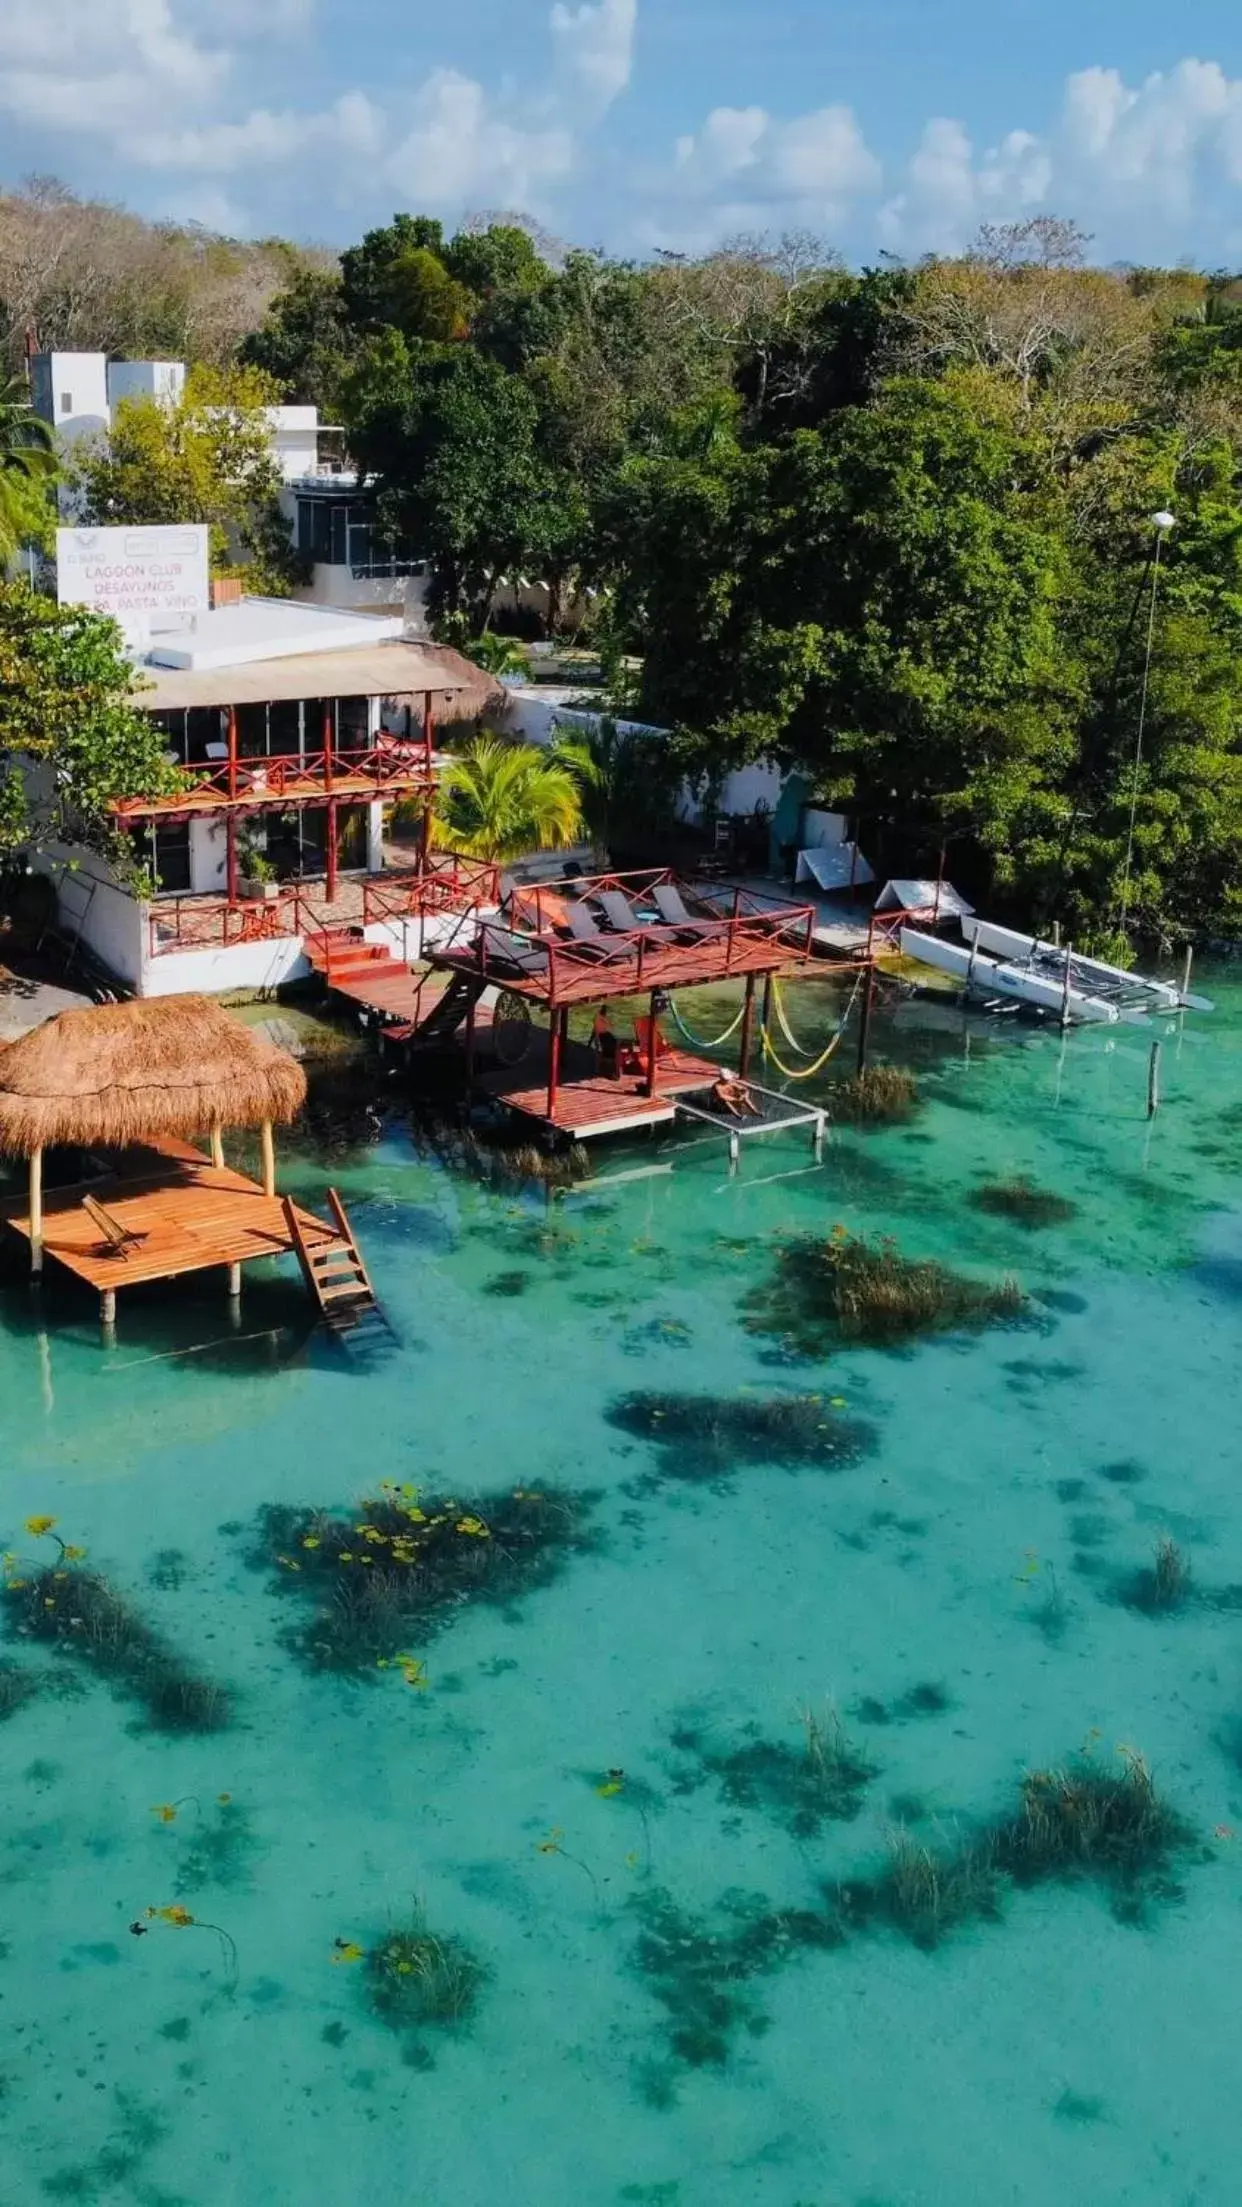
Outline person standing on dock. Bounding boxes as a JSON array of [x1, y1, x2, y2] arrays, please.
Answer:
[[593, 1008, 620, 1079]]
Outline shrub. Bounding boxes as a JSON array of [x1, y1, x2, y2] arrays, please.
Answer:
[[1119, 1536, 1193, 1616], [747, 1229, 1026, 1354]]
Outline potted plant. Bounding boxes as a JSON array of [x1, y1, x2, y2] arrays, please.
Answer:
[[237, 832, 279, 901]]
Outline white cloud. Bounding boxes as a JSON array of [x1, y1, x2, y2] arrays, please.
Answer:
[[550, 0, 636, 119], [385, 68, 575, 209], [672, 101, 880, 232], [881, 58, 1242, 256]]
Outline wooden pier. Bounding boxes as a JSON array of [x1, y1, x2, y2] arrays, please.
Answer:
[[1, 1137, 342, 1323], [481, 1042, 722, 1141]]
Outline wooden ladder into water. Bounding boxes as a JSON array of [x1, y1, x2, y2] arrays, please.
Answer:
[[284, 1188, 379, 1326]]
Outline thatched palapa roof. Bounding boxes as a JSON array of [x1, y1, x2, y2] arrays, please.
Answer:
[[0, 997, 307, 1157]]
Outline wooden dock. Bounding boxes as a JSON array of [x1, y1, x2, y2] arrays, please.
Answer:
[[480, 1043, 721, 1141], [1, 1137, 340, 1310]]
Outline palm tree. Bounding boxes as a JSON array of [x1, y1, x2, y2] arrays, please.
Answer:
[[435, 735, 584, 864], [0, 375, 57, 563], [466, 632, 532, 680]]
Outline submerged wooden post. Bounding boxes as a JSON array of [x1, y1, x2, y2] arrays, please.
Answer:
[[546, 1006, 562, 1121], [644, 992, 659, 1099], [100, 1288, 116, 1327], [210, 1128, 225, 1169], [738, 973, 757, 1079], [227, 1262, 242, 1299], [1148, 1039, 1162, 1120], [260, 1120, 276, 1198], [29, 1146, 43, 1275]]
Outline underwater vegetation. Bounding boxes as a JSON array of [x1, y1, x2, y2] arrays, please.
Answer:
[[362, 1911, 485, 2035], [746, 1229, 1026, 1355], [1, 1525, 230, 1734], [842, 1748, 1196, 1946], [1118, 1536, 1193, 1615], [152, 1796, 257, 1895], [855, 1681, 952, 1726], [0, 1658, 41, 1721], [672, 1707, 877, 1835], [251, 1480, 596, 1672], [631, 1888, 843, 2073], [827, 1066, 920, 1125], [632, 1749, 1197, 2070], [411, 1110, 590, 1191], [970, 1178, 1077, 1230], [608, 1389, 876, 1481]]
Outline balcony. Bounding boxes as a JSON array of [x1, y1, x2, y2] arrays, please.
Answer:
[[111, 738, 445, 823], [146, 856, 502, 958]]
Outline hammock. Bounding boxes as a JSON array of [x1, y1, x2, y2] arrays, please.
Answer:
[[760, 971, 865, 1082], [668, 997, 748, 1052]]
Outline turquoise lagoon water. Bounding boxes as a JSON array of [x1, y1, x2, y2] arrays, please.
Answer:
[[2, 972, 1242, 2206]]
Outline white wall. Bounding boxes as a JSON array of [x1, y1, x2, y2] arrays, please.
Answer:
[[107, 361, 185, 409], [142, 937, 311, 998], [295, 563, 432, 632]]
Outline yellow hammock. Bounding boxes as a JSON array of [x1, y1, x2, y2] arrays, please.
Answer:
[[760, 972, 864, 1082]]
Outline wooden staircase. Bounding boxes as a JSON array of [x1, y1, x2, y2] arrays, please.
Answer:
[[284, 1188, 380, 1329], [406, 972, 488, 1047], [305, 929, 409, 992]]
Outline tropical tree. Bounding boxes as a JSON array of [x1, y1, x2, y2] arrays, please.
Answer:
[[551, 720, 686, 856], [0, 374, 57, 561], [462, 632, 532, 680], [71, 362, 299, 592], [0, 582, 183, 879], [435, 735, 584, 863]]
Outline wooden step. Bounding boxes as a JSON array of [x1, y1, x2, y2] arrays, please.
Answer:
[[283, 1189, 381, 1326]]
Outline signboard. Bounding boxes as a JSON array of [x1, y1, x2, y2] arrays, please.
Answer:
[[56, 525, 209, 622]]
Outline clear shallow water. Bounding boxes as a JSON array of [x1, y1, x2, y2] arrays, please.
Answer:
[[2, 973, 1241, 2207]]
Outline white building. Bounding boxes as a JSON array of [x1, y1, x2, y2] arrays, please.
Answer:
[[31, 596, 496, 998], [29, 352, 432, 625]]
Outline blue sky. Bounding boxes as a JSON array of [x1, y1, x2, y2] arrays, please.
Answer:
[[2, 0, 1241, 262]]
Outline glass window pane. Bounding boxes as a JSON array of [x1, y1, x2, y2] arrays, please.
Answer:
[[153, 821, 191, 894], [330, 505, 347, 566]]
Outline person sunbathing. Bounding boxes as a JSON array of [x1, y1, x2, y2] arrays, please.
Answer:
[[712, 1074, 762, 1118]]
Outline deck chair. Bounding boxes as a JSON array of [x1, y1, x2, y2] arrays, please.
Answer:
[[475, 925, 550, 980], [82, 1192, 149, 1260], [595, 889, 648, 932], [564, 902, 639, 964], [651, 882, 719, 941]]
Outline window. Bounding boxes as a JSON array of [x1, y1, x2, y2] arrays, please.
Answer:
[[130, 821, 191, 895], [60, 391, 72, 415], [296, 498, 348, 566]]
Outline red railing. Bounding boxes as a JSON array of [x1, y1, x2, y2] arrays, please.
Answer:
[[115, 743, 441, 819], [459, 870, 816, 1005], [146, 856, 500, 957]]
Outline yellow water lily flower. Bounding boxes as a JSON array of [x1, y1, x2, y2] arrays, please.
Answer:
[[62, 1545, 87, 1562], [152, 1904, 195, 1927], [301, 1536, 321, 1551], [332, 1940, 365, 1965], [455, 1517, 490, 1538], [24, 1516, 57, 1538], [152, 1804, 179, 1825]]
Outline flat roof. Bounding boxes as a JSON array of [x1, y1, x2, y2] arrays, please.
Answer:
[[146, 597, 404, 672], [135, 640, 492, 712]]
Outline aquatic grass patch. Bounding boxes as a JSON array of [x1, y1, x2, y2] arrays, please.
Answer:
[[746, 1229, 1026, 1355], [1, 1530, 231, 1735], [1117, 1536, 1193, 1615], [363, 1911, 485, 2035], [971, 1178, 1077, 1230], [673, 1707, 877, 1836], [828, 1067, 919, 1125], [839, 1748, 1195, 1946], [855, 1681, 952, 1726], [607, 1390, 876, 1481], [251, 1480, 596, 1672]]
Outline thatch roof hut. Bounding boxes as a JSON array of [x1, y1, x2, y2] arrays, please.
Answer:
[[0, 997, 306, 1158]]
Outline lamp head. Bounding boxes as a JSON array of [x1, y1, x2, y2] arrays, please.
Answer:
[[1151, 510, 1176, 533]]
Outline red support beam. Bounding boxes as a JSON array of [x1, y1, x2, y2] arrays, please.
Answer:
[[225, 810, 238, 905], [420, 694, 435, 872], [323, 701, 334, 793], [326, 797, 338, 904], [645, 993, 659, 1099], [226, 707, 238, 800], [738, 972, 757, 1078], [547, 1007, 564, 1122]]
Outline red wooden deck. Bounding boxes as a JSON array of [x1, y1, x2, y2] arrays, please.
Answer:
[[432, 916, 813, 1009], [482, 1046, 721, 1140]]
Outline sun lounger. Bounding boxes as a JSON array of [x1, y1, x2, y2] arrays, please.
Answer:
[[475, 925, 551, 979], [81, 1192, 149, 1259], [651, 882, 719, 940], [564, 903, 639, 963], [595, 889, 647, 932]]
